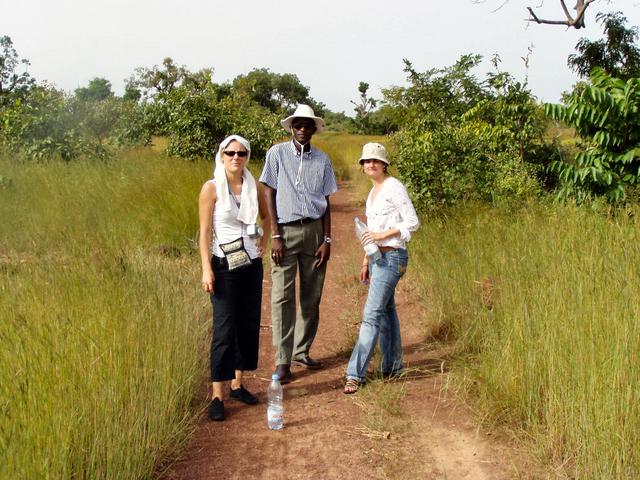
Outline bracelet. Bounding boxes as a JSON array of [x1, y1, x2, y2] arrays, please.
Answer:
[[271, 234, 282, 239], [361, 264, 369, 268]]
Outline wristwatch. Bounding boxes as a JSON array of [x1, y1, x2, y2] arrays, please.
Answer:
[[324, 236, 332, 244]]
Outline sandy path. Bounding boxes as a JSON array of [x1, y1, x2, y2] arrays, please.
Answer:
[[162, 182, 523, 480]]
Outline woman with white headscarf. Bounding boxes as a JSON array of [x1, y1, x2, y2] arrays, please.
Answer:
[[198, 134, 269, 421]]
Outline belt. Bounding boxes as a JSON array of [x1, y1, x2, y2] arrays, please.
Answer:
[[379, 246, 398, 253], [279, 217, 319, 226]]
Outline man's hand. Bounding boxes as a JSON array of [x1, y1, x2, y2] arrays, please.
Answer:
[[314, 242, 330, 268], [270, 237, 285, 266]]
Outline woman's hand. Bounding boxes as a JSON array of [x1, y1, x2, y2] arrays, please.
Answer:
[[360, 231, 384, 245], [257, 235, 266, 257], [359, 264, 370, 284], [201, 269, 215, 294]]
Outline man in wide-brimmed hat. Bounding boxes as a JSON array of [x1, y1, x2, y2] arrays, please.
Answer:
[[259, 104, 338, 384]]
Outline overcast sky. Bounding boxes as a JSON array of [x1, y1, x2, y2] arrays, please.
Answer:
[[4, 0, 639, 114]]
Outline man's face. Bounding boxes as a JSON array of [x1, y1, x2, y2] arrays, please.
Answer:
[[291, 118, 317, 144]]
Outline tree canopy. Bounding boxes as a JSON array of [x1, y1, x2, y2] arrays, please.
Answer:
[[232, 68, 325, 115], [0, 35, 35, 106], [568, 11, 640, 80], [75, 77, 114, 102]]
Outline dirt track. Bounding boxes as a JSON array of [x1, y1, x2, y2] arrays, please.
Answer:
[[162, 182, 524, 480]]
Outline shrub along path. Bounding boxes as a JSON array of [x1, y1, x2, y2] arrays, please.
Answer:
[[162, 182, 527, 480]]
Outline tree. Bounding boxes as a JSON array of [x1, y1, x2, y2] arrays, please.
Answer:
[[126, 58, 220, 137], [350, 82, 377, 133], [232, 68, 324, 114], [132, 57, 186, 96], [74, 77, 114, 102], [568, 12, 640, 80], [546, 68, 640, 203], [122, 81, 141, 102], [0, 35, 35, 107], [128, 57, 214, 99]]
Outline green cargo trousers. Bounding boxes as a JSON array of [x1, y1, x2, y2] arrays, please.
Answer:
[[271, 219, 327, 366]]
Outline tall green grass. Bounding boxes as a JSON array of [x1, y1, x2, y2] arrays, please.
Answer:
[[410, 202, 640, 478], [0, 131, 368, 479], [0, 148, 212, 479]]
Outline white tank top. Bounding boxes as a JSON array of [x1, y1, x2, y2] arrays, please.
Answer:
[[208, 180, 259, 259]]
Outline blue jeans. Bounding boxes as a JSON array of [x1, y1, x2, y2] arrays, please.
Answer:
[[346, 249, 408, 383]]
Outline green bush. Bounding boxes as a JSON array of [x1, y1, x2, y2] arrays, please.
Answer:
[[162, 85, 280, 160], [546, 68, 640, 203], [1, 86, 97, 161], [0, 86, 151, 161], [387, 56, 549, 212]]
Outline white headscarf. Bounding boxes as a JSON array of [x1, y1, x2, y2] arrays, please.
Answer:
[[213, 135, 259, 225]]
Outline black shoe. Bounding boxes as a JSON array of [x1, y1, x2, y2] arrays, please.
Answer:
[[230, 385, 259, 405], [293, 355, 322, 370], [208, 397, 224, 421], [275, 364, 292, 384]]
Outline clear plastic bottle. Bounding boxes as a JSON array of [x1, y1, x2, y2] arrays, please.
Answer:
[[267, 374, 284, 430], [354, 217, 382, 263]]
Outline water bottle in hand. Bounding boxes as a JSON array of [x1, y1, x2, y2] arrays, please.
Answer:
[[267, 374, 284, 430], [354, 217, 381, 263]]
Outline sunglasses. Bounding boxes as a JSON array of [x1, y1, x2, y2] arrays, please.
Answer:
[[223, 150, 248, 158], [292, 122, 315, 130]]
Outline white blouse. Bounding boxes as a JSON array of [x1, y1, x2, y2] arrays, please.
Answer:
[[365, 177, 420, 250], [208, 180, 259, 259]]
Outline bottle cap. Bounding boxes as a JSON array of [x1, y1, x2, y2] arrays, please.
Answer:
[[272, 374, 279, 381]]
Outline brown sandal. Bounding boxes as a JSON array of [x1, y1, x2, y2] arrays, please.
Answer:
[[344, 378, 359, 394]]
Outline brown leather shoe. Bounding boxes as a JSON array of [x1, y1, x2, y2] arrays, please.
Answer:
[[275, 364, 292, 384], [293, 355, 322, 370]]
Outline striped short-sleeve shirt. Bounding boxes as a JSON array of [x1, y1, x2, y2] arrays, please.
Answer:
[[259, 141, 338, 223]]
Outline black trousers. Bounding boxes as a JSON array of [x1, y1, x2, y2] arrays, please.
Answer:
[[210, 256, 263, 382]]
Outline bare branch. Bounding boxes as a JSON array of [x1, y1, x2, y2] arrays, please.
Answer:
[[471, 0, 510, 13], [559, 0, 573, 22], [526, 0, 597, 29]]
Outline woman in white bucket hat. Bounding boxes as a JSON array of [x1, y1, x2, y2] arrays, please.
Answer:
[[344, 143, 420, 394]]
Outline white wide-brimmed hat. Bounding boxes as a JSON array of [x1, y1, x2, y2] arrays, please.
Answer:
[[359, 142, 389, 165], [281, 104, 325, 133]]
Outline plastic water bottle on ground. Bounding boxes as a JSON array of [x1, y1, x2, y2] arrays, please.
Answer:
[[354, 217, 382, 263], [267, 374, 284, 430]]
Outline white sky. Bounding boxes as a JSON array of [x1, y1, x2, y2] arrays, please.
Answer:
[[3, 0, 639, 114]]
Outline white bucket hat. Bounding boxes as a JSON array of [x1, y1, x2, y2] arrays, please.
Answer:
[[281, 104, 325, 133], [359, 142, 389, 165]]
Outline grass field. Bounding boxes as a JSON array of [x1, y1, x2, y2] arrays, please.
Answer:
[[0, 146, 212, 479], [3, 130, 637, 479], [0, 132, 369, 479], [409, 202, 640, 478]]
